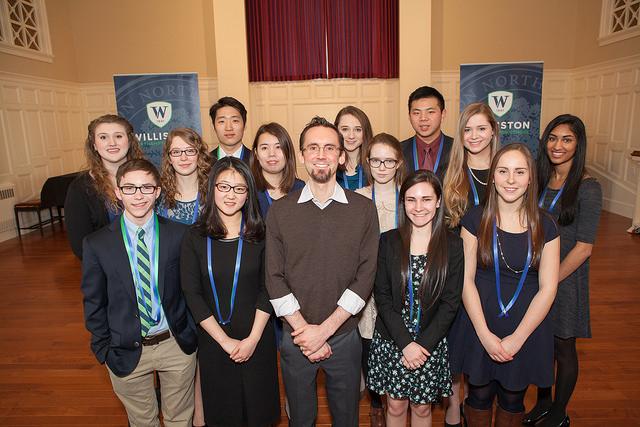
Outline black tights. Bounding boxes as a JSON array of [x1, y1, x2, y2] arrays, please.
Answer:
[[534, 336, 578, 421], [467, 381, 527, 413], [362, 338, 384, 409]]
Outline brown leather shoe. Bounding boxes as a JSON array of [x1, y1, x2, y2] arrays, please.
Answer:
[[463, 402, 492, 427], [494, 405, 523, 427], [370, 407, 385, 427]]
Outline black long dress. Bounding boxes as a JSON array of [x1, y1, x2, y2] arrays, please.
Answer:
[[181, 228, 280, 426]]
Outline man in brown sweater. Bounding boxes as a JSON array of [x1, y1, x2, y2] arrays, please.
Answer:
[[266, 117, 379, 426]]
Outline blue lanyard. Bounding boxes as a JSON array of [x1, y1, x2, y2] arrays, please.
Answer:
[[412, 134, 444, 172], [407, 261, 421, 334], [342, 165, 363, 190], [538, 183, 565, 212], [467, 168, 480, 206], [371, 185, 399, 228], [120, 214, 161, 324], [161, 194, 200, 224], [206, 221, 244, 325], [492, 221, 532, 317], [264, 190, 273, 206]]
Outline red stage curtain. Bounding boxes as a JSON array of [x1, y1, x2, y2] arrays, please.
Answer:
[[245, 0, 327, 82], [326, 0, 398, 79], [245, 0, 398, 82]]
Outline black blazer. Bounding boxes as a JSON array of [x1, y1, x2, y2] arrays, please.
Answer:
[[401, 133, 454, 182], [64, 172, 111, 259], [374, 229, 463, 353], [210, 145, 252, 166], [81, 216, 197, 377]]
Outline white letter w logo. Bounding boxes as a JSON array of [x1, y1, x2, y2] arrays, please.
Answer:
[[146, 101, 172, 128]]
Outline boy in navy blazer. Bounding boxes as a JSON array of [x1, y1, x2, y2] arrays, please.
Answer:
[[81, 158, 197, 427]]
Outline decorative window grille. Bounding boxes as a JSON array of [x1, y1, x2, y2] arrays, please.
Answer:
[[599, 0, 640, 45], [0, 0, 53, 62]]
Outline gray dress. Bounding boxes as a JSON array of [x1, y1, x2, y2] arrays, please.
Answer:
[[540, 177, 602, 339]]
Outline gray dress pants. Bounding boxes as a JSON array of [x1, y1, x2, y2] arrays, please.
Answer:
[[280, 328, 361, 427]]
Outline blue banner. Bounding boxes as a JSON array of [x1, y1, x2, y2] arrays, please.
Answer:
[[114, 73, 202, 167], [460, 62, 543, 157]]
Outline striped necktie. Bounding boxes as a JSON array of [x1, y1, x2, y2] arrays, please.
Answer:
[[136, 228, 154, 336]]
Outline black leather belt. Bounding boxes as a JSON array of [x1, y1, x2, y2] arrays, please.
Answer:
[[142, 330, 171, 346]]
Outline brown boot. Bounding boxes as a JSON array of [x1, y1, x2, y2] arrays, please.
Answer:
[[464, 402, 492, 427], [493, 405, 523, 427], [370, 407, 385, 427]]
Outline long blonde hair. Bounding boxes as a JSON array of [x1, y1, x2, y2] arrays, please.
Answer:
[[443, 103, 500, 227], [85, 114, 144, 212], [160, 128, 211, 209]]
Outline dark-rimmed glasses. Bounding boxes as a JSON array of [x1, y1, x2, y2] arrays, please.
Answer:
[[215, 183, 248, 194], [169, 148, 198, 157], [368, 158, 398, 168], [119, 185, 158, 195]]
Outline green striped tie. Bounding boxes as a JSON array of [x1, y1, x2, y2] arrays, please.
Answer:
[[136, 228, 154, 336]]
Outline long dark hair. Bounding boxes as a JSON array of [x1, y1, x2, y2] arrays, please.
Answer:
[[477, 143, 545, 268], [397, 170, 449, 306], [250, 122, 298, 193], [334, 106, 373, 168], [537, 114, 587, 226], [197, 157, 264, 242]]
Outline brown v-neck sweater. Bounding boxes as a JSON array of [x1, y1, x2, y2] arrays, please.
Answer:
[[265, 188, 380, 336]]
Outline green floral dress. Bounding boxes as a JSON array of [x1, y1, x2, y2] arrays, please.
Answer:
[[366, 254, 452, 404]]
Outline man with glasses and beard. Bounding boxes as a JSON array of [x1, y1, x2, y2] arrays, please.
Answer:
[[265, 117, 379, 426]]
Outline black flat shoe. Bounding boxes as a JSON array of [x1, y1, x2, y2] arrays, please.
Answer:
[[539, 414, 570, 427], [522, 407, 550, 425]]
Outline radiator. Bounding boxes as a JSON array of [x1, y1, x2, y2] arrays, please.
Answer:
[[0, 183, 16, 241]]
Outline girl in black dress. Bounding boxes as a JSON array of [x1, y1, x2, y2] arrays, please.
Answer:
[[367, 170, 464, 427], [442, 103, 500, 427], [524, 115, 602, 427], [460, 144, 560, 426], [181, 157, 280, 427], [64, 114, 144, 259]]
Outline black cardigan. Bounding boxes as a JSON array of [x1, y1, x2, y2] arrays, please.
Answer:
[[373, 228, 463, 353], [64, 172, 111, 259]]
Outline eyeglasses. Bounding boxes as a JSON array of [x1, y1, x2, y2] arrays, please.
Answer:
[[368, 158, 398, 168], [301, 144, 341, 155], [169, 148, 198, 157], [119, 185, 158, 195], [215, 183, 248, 194]]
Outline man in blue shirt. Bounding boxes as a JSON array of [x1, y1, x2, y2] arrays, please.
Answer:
[[81, 158, 197, 426]]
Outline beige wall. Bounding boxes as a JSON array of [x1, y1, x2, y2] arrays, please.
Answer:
[[0, 0, 78, 81], [66, 0, 215, 82], [432, 0, 579, 70], [573, 0, 640, 67]]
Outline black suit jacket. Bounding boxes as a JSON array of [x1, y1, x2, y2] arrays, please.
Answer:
[[401, 133, 454, 182], [65, 172, 111, 259], [374, 229, 463, 353], [210, 145, 252, 166], [81, 215, 197, 377]]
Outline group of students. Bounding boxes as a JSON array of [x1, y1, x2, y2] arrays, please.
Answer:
[[67, 86, 602, 427]]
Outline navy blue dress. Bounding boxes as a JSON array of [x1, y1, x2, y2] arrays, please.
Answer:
[[458, 206, 559, 390]]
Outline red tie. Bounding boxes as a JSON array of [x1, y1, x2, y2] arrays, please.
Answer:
[[422, 146, 433, 171]]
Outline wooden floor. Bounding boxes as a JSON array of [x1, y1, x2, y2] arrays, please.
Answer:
[[0, 211, 638, 426]]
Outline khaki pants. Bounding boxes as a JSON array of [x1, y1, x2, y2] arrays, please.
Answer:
[[107, 336, 196, 427]]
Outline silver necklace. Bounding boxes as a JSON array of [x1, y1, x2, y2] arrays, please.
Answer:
[[468, 168, 488, 186], [496, 232, 530, 274]]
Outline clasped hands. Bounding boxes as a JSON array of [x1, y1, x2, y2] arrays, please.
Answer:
[[480, 331, 524, 363], [291, 324, 332, 362], [221, 336, 259, 364], [401, 342, 430, 370]]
